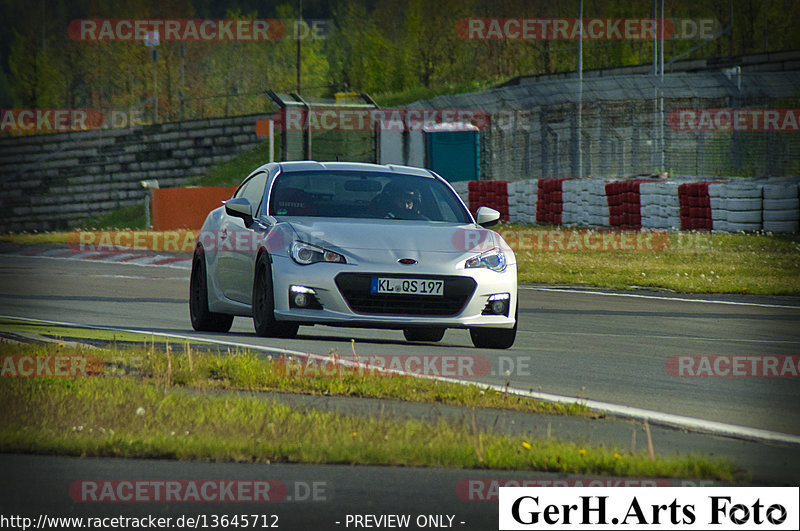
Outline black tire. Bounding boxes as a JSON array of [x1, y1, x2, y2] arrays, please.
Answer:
[[189, 248, 234, 333], [252, 255, 299, 338], [403, 327, 446, 342], [469, 304, 517, 349]]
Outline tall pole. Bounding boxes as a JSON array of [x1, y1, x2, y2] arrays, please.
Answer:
[[659, 0, 665, 171], [296, 0, 302, 94], [179, 43, 185, 120], [152, 48, 158, 124], [652, 0, 657, 75], [652, 0, 658, 171], [41, 0, 45, 50], [577, 0, 583, 179]]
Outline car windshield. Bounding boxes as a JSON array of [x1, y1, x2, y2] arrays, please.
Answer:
[[266, 171, 472, 223]]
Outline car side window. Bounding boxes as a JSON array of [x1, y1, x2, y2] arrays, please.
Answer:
[[234, 172, 268, 216]]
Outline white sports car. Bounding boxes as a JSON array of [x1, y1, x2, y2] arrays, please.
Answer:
[[190, 161, 518, 348]]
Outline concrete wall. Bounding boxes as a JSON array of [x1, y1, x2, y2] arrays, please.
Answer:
[[0, 113, 271, 232]]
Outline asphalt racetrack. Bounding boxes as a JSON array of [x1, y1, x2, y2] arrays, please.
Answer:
[[1, 252, 799, 528], [2, 253, 799, 435]]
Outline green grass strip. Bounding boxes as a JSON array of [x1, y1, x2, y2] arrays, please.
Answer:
[[0, 373, 738, 480], [510, 227, 800, 295], [0, 339, 588, 416]]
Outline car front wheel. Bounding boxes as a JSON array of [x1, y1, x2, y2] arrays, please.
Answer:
[[469, 305, 517, 349], [189, 248, 234, 333], [252, 255, 299, 339]]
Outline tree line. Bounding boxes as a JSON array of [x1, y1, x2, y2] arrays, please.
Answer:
[[2, 0, 798, 125]]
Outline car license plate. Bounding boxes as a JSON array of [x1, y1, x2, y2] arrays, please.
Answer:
[[371, 278, 443, 296]]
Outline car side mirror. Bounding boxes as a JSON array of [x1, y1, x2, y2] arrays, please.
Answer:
[[224, 197, 254, 226], [476, 206, 500, 228]]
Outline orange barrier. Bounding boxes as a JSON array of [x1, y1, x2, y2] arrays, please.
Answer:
[[151, 186, 237, 230]]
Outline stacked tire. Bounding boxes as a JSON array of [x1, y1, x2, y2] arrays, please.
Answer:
[[536, 178, 571, 226], [678, 182, 714, 231], [508, 179, 537, 224], [762, 184, 800, 233], [640, 181, 681, 230], [586, 180, 611, 228], [708, 182, 763, 232], [606, 180, 653, 230]]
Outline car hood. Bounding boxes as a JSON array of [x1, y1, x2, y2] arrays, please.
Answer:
[[282, 218, 499, 256]]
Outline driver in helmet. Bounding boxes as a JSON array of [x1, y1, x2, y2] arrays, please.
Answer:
[[370, 181, 426, 220]]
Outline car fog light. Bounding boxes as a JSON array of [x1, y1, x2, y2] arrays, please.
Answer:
[[289, 285, 322, 309], [482, 293, 510, 316], [294, 293, 310, 307], [491, 300, 507, 314]]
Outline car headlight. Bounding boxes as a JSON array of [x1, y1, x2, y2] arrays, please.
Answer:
[[465, 248, 507, 272], [290, 241, 346, 265]]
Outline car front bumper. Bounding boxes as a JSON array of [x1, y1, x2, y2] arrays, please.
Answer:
[[270, 254, 517, 329]]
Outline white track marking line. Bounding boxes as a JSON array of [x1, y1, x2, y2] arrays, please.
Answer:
[[530, 330, 800, 344], [0, 253, 190, 270], [524, 286, 800, 309], [2, 315, 798, 447]]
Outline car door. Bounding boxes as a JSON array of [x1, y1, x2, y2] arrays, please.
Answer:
[[217, 171, 269, 303]]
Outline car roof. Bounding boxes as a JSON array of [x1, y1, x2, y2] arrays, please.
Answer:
[[276, 160, 435, 178]]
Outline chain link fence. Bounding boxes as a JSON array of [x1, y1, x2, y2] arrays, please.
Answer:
[[411, 71, 800, 180], [267, 92, 378, 163]]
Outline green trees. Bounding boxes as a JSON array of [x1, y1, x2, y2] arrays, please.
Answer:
[[2, 0, 799, 124]]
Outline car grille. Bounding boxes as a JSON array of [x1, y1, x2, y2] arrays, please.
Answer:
[[335, 273, 476, 316]]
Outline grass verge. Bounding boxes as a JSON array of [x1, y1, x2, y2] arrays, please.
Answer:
[[79, 201, 147, 230], [0, 232, 71, 245], [187, 139, 276, 188], [506, 226, 800, 295], [0, 327, 585, 416], [0, 342, 739, 479]]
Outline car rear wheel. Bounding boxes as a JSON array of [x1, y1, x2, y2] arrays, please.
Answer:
[[469, 304, 517, 349], [253, 255, 299, 339], [403, 327, 445, 342], [190, 248, 234, 333]]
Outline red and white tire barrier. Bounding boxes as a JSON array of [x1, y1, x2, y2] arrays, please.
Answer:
[[463, 177, 799, 233]]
